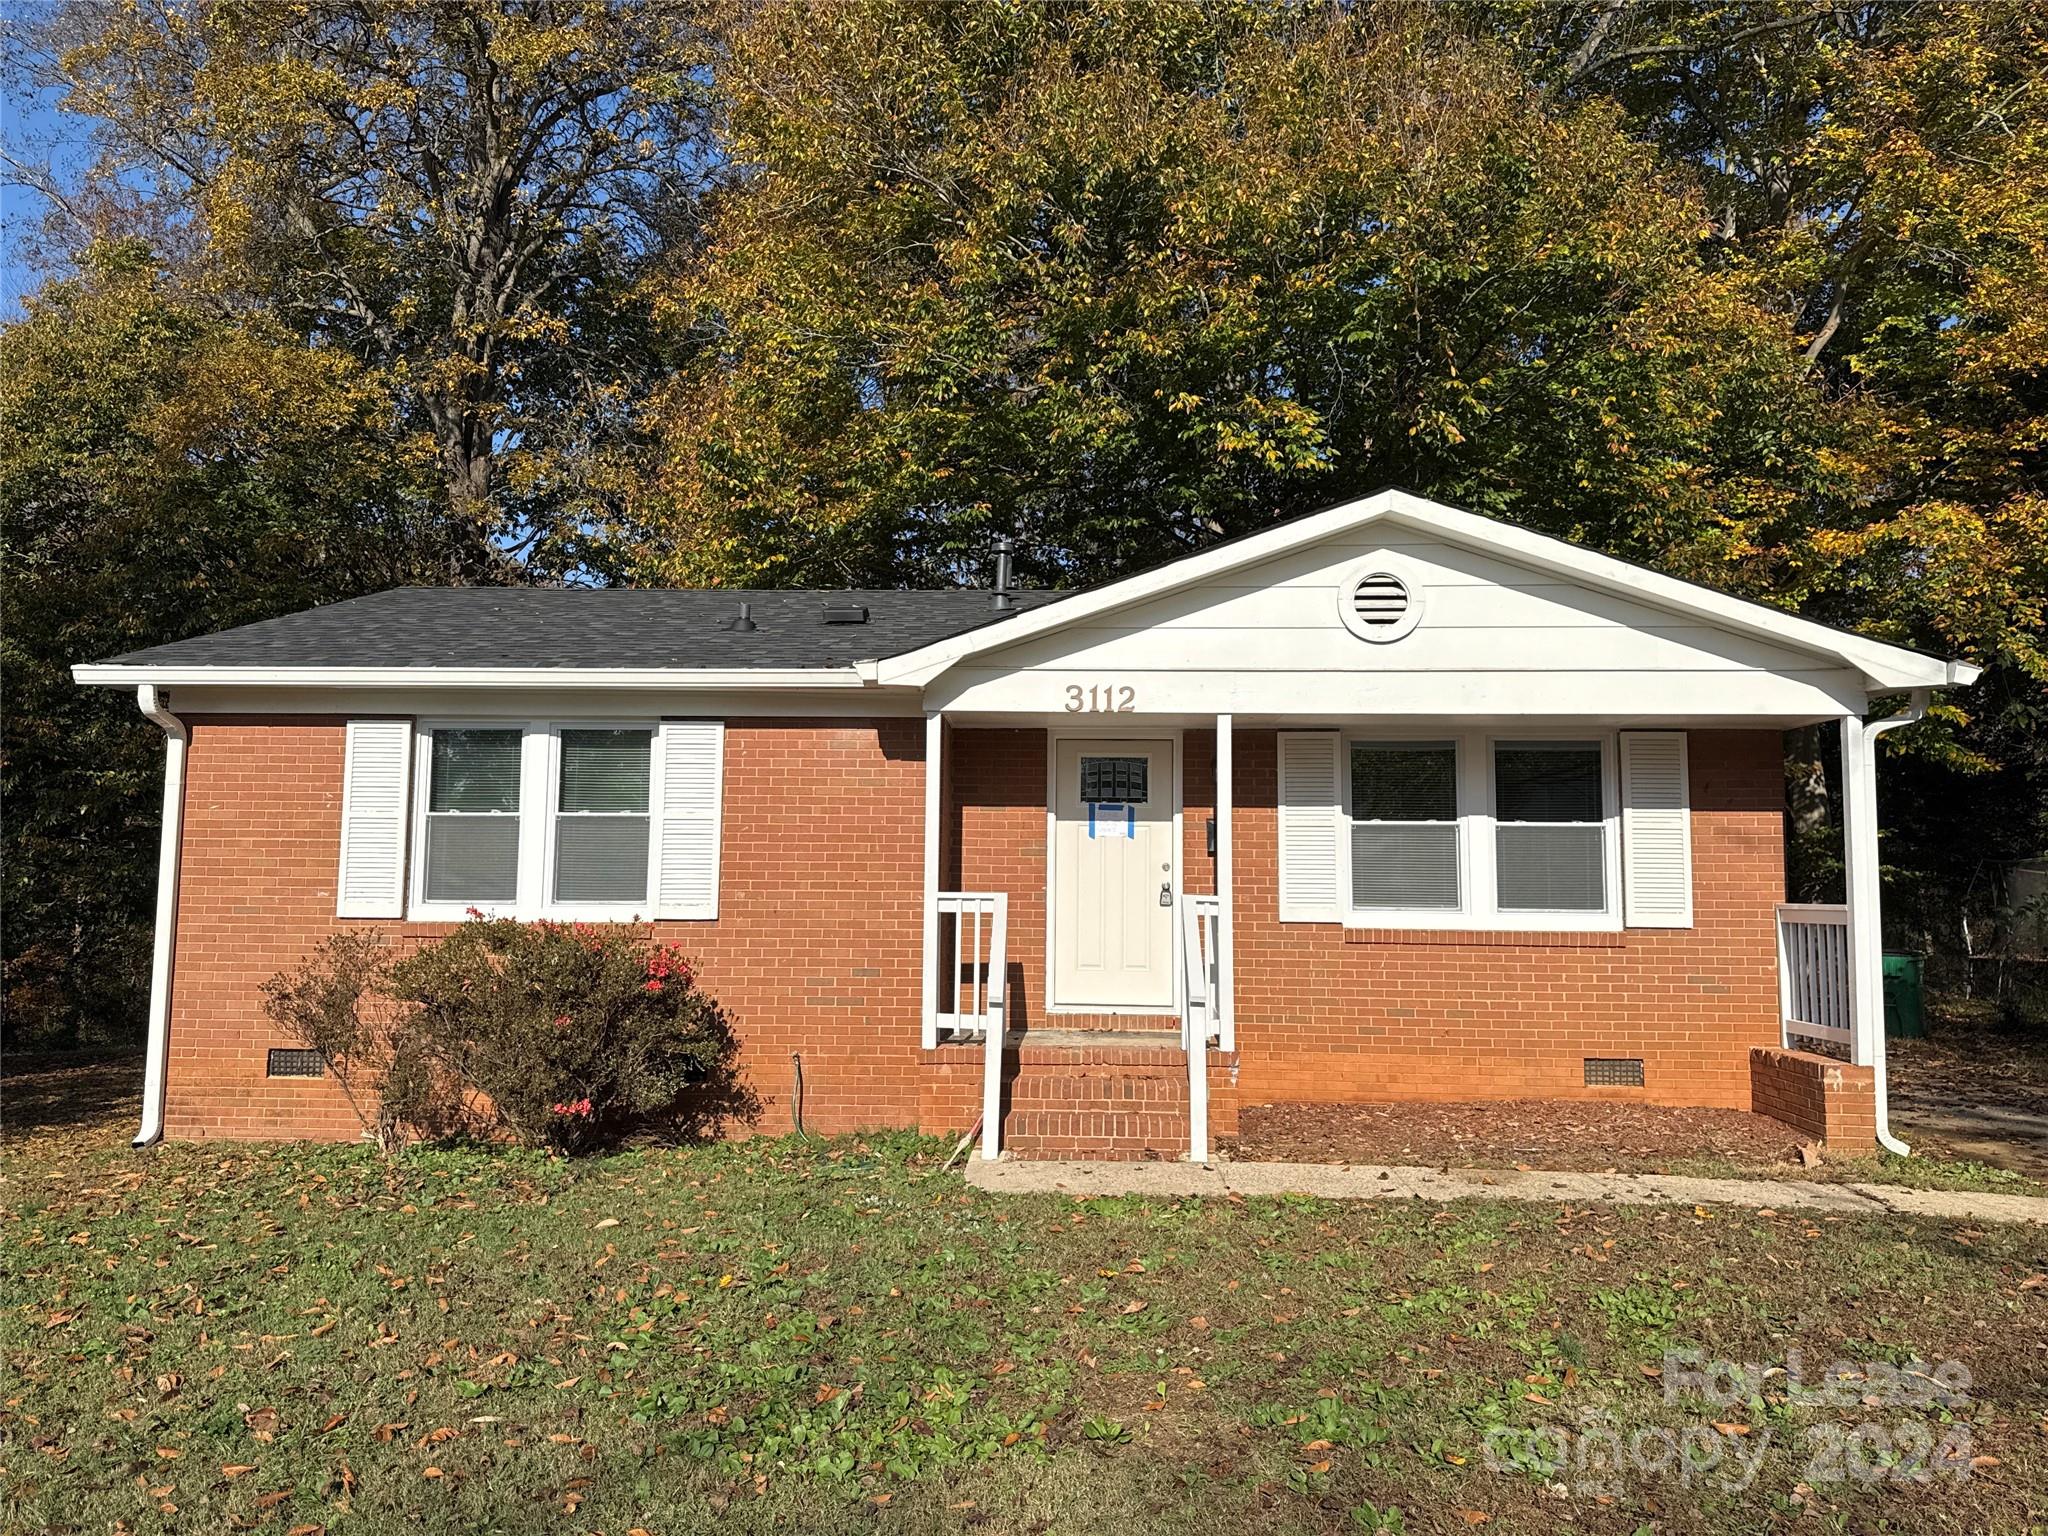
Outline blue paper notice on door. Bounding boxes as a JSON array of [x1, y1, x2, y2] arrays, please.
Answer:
[[1087, 803, 1135, 839]]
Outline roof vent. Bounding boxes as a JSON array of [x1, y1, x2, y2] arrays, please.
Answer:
[[721, 600, 757, 632], [990, 533, 1016, 612], [822, 601, 869, 625], [1351, 574, 1409, 626], [1338, 563, 1423, 643]]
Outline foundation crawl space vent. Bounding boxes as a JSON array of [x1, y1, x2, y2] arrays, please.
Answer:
[[1584, 1057, 1646, 1087], [266, 1048, 326, 1079]]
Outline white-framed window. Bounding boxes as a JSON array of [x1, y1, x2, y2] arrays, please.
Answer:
[[404, 719, 719, 922], [1490, 740, 1607, 913], [548, 725, 655, 911], [1347, 739, 1461, 911], [1328, 728, 1621, 931], [420, 725, 525, 911]]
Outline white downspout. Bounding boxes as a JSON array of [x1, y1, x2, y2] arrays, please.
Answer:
[[133, 684, 187, 1148], [1841, 688, 1931, 1158]]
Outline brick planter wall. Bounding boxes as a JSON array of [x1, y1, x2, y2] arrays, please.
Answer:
[[1750, 1047, 1878, 1149]]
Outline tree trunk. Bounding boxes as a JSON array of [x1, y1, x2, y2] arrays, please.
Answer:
[[1786, 723, 1831, 838], [1784, 723, 1836, 903]]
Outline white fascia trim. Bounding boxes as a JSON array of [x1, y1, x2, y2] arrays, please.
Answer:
[[867, 488, 1975, 693], [72, 663, 875, 690], [1383, 492, 1963, 692], [869, 497, 1400, 684]]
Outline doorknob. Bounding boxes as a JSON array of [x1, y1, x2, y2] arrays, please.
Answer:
[[1159, 882, 1173, 908]]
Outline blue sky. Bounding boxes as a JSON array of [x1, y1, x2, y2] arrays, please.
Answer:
[[1, 73, 97, 318]]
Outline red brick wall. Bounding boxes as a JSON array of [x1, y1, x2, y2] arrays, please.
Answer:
[[1221, 728, 1786, 1111], [163, 716, 935, 1142], [160, 717, 1787, 1145], [1750, 1048, 1876, 1148]]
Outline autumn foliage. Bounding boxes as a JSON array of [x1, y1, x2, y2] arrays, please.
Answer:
[[7, 0, 2047, 1046]]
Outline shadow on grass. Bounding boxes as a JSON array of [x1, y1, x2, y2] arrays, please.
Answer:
[[1, 1052, 142, 1148]]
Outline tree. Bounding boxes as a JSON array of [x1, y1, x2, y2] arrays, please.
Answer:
[[17, 0, 713, 579], [633, 0, 1843, 591], [0, 244, 440, 1050], [1482, 0, 2048, 945]]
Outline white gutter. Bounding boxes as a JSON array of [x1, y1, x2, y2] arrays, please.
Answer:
[[72, 663, 875, 690], [1845, 688, 1932, 1157], [133, 684, 187, 1148]]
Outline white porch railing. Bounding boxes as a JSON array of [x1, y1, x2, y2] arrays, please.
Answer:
[[935, 892, 1009, 1159], [1181, 894, 1222, 1162], [1777, 902, 1851, 1051]]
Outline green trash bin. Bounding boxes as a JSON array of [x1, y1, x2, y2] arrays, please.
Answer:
[[1883, 951, 1927, 1038]]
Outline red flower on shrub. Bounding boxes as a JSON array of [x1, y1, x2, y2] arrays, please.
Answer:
[[553, 1013, 573, 1032], [644, 978, 664, 994], [550, 1097, 593, 1119]]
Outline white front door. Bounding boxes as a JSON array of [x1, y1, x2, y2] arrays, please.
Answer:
[[1052, 738, 1176, 1010]]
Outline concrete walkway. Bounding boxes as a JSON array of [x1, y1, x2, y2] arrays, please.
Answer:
[[964, 1157, 2048, 1225]]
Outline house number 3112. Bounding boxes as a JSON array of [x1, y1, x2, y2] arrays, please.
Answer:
[[1064, 684, 1136, 713]]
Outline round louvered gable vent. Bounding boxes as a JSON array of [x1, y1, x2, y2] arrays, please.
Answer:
[[1338, 565, 1423, 643]]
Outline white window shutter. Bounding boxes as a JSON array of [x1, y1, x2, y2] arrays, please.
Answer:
[[1620, 730, 1692, 928], [654, 719, 724, 919], [1276, 731, 1342, 922], [337, 719, 412, 917]]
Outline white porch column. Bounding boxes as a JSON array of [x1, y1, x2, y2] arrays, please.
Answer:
[[921, 710, 943, 1049], [1840, 713, 1882, 1074], [1839, 693, 1929, 1156], [1215, 713, 1235, 1049]]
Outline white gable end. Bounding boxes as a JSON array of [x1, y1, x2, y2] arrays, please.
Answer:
[[924, 519, 1876, 721]]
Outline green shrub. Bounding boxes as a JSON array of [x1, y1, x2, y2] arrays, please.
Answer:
[[264, 917, 744, 1153]]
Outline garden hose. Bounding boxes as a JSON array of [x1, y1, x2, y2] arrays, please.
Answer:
[[790, 1051, 810, 1141]]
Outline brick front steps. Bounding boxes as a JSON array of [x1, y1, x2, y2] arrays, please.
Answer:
[[923, 1029, 1234, 1161], [1004, 1034, 1192, 1160]]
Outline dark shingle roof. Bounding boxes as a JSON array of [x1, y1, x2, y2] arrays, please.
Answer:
[[101, 587, 1068, 671]]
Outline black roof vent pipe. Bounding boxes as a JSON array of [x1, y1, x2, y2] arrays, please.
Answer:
[[991, 534, 1016, 611], [723, 600, 757, 632]]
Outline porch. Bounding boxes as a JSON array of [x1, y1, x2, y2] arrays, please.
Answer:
[[917, 714, 1911, 1163]]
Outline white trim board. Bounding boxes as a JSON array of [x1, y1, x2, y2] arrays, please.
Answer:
[[73, 663, 872, 690]]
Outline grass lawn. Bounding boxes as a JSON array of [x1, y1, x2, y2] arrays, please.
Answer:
[[6, 1120, 2048, 1536]]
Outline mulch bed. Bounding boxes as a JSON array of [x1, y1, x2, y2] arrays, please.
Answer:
[[1222, 1098, 1806, 1172]]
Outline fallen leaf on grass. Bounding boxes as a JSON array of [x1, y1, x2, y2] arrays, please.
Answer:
[[220, 1464, 256, 1479], [155, 1448, 182, 1460], [1457, 1512, 1490, 1526]]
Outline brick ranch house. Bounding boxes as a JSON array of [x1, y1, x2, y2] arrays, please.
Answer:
[[75, 491, 1979, 1161]]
